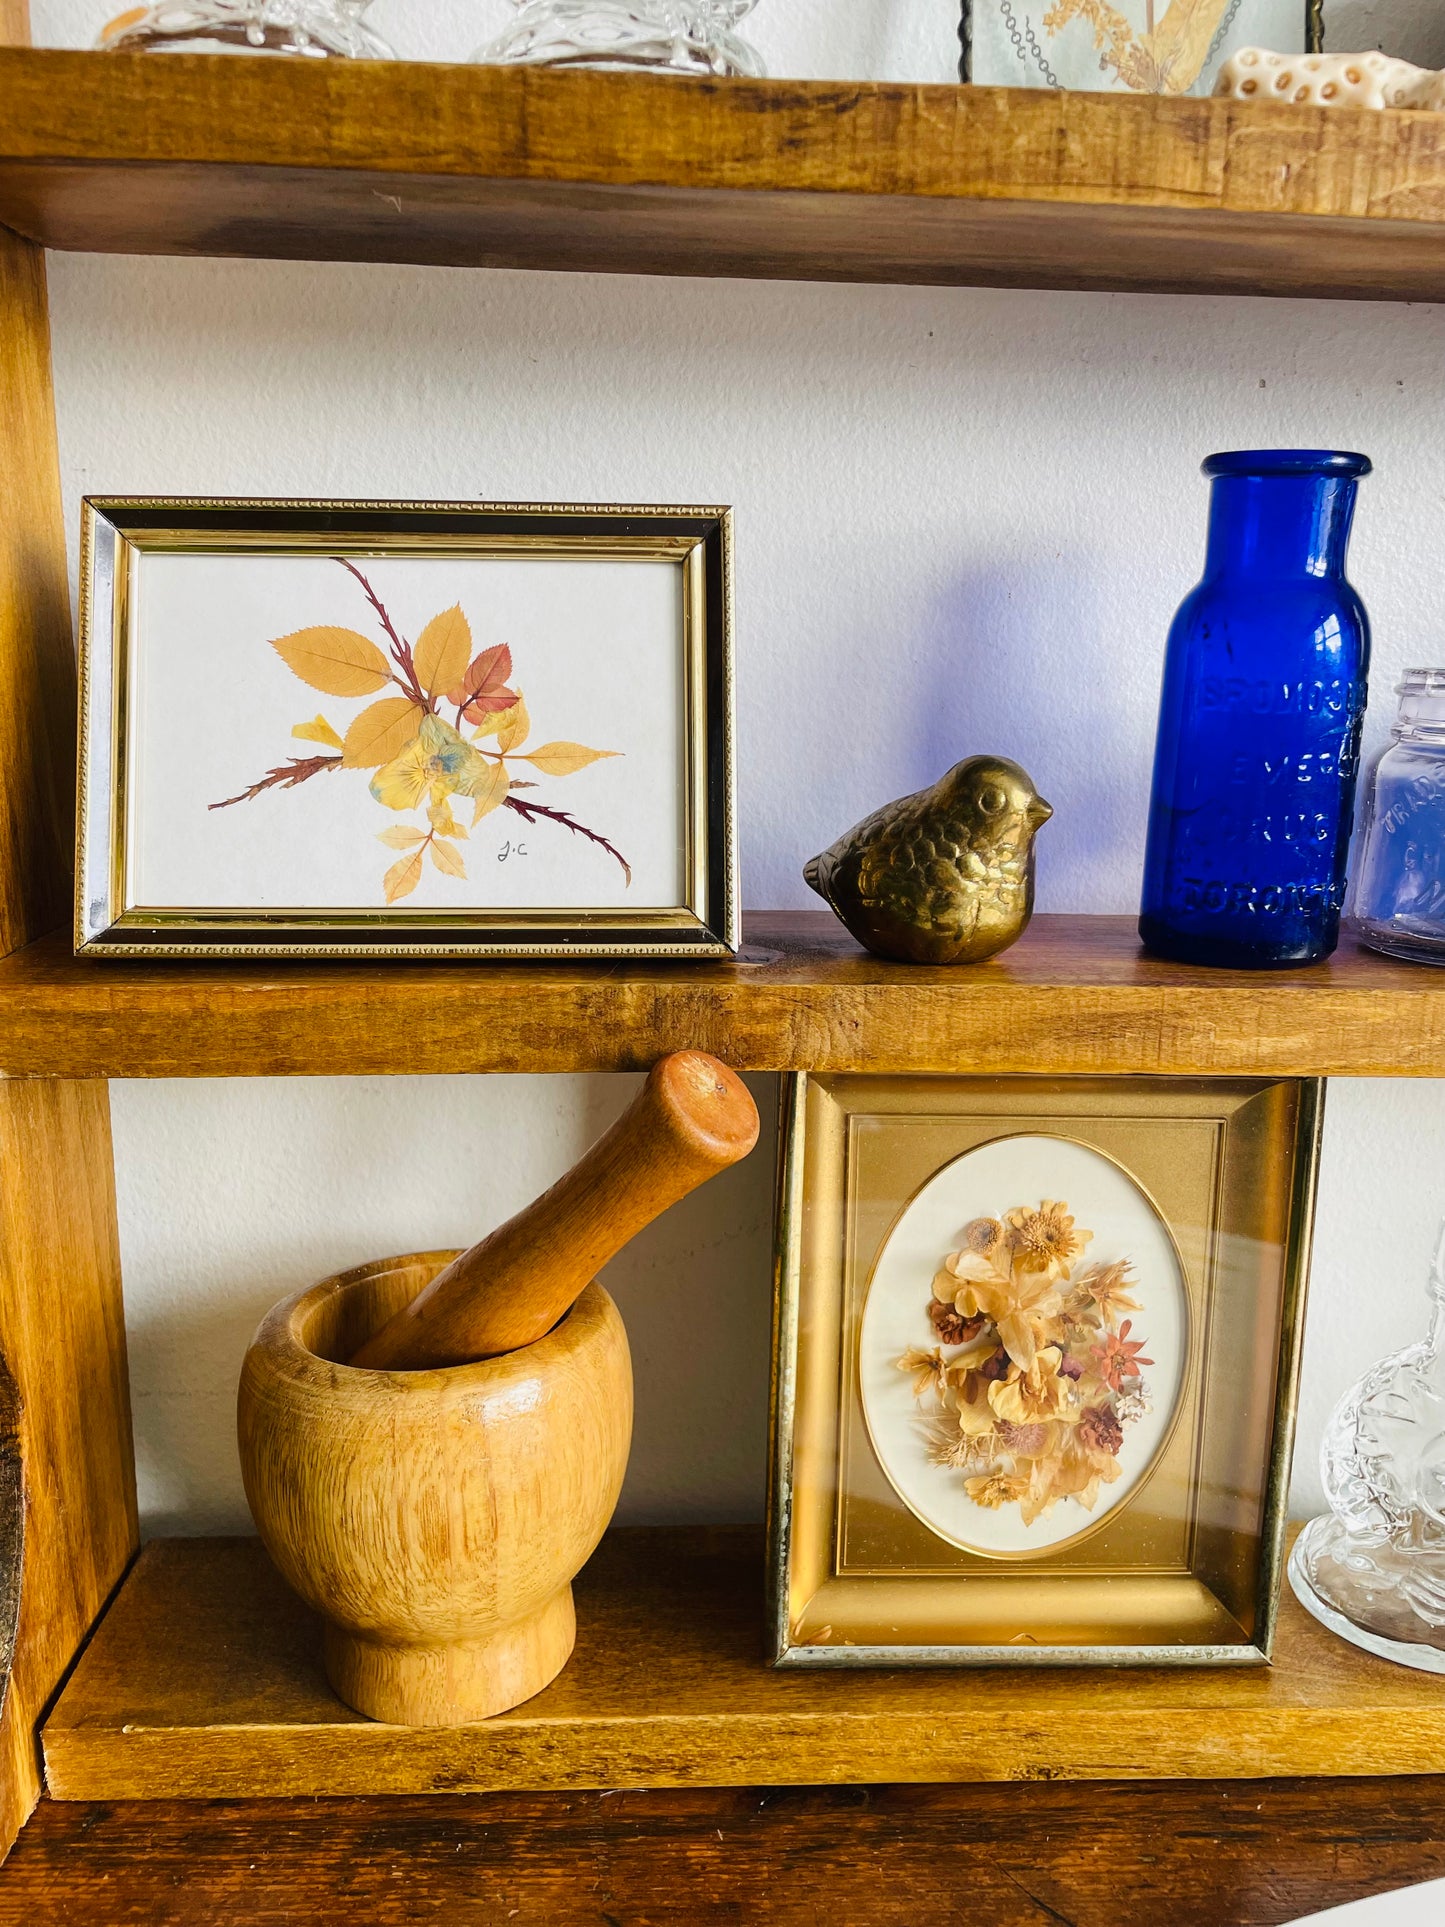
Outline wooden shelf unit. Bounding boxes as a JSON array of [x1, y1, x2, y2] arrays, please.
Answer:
[[1, 48, 1445, 299], [44, 1526, 1445, 1800], [0, 21, 1442, 1898], [2, 914, 1444, 1079]]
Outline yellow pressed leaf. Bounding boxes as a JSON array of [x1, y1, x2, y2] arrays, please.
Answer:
[[341, 697, 425, 770], [467, 759, 511, 824], [428, 795, 467, 840], [522, 741, 621, 779], [377, 825, 427, 850], [495, 693, 530, 754], [271, 626, 391, 698], [383, 850, 424, 904], [292, 715, 344, 750], [430, 838, 467, 880], [413, 604, 472, 701]]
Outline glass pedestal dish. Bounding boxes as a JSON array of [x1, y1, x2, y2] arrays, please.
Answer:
[[98, 2, 393, 57], [1291, 1224, 1445, 1672], [473, 2, 765, 76]]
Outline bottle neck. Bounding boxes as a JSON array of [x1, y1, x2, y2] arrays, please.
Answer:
[[1203, 472, 1359, 582]]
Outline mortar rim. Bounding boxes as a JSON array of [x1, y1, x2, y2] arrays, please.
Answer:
[[247, 1249, 617, 1390]]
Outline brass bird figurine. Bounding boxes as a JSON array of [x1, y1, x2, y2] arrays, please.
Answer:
[[804, 756, 1052, 965]]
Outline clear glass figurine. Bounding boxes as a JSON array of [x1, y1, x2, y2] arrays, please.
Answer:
[[473, 1, 765, 77], [1291, 1222, 1445, 1670], [98, 1, 394, 57]]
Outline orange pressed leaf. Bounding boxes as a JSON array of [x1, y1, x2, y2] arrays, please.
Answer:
[[414, 604, 472, 701], [523, 741, 621, 779], [341, 697, 425, 770], [382, 850, 424, 903], [430, 838, 467, 880], [377, 825, 427, 850], [292, 715, 344, 750], [450, 643, 518, 720], [271, 626, 391, 698], [467, 760, 511, 823], [494, 693, 530, 754]]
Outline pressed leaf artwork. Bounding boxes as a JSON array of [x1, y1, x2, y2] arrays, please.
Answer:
[[896, 1199, 1155, 1529], [212, 559, 628, 903], [1041, 0, 1232, 92]]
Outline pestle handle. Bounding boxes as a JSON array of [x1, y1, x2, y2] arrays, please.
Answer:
[[350, 1051, 760, 1371]]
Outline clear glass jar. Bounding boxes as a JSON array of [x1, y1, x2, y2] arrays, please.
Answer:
[[97, 1, 393, 57], [1350, 670, 1445, 965], [1291, 1222, 1445, 1671], [473, 1, 765, 77]]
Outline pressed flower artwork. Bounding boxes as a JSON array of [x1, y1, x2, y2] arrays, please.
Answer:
[[774, 1074, 1317, 1663], [858, 1134, 1187, 1556], [210, 559, 629, 906], [963, 0, 1315, 94], [78, 501, 738, 957]]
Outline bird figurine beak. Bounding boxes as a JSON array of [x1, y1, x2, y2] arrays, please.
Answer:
[[1030, 796, 1054, 825]]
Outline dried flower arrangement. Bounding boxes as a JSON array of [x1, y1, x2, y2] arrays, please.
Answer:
[[212, 558, 628, 904], [897, 1200, 1154, 1527], [1041, 0, 1231, 96]]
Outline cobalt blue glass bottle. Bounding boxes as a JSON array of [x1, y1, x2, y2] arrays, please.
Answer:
[[1140, 449, 1371, 969]]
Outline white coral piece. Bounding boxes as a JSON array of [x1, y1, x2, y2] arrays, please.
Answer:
[[1215, 47, 1445, 111]]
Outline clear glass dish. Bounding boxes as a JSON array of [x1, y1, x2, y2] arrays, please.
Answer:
[[1291, 1223, 1445, 1672], [97, 2, 393, 58], [473, 1, 765, 77]]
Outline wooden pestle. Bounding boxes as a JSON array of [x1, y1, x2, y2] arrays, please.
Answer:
[[350, 1051, 760, 1371]]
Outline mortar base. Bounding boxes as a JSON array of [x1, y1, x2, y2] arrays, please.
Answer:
[[323, 1583, 577, 1726]]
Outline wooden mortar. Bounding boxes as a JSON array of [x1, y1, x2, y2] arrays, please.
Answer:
[[237, 1250, 632, 1727]]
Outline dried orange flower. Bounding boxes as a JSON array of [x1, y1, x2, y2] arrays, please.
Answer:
[[961, 1217, 1004, 1255], [964, 1470, 1030, 1510], [1091, 1320, 1154, 1394], [1004, 1200, 1092, 1278], [1071, 1258, 1142, 1328], [897, 1346, 948, 1400], [989, 1346, 1081, 1427]]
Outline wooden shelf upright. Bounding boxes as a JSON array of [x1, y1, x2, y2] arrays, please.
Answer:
[[3, 11, 1445, 1914]]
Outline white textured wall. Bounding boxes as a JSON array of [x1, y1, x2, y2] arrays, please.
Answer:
[[31, 1, 1445, 1536]]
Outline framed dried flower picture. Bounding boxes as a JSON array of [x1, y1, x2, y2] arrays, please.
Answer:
[[959, 0, 1321, 94], [769, 1074, 1321, 1666], [76, 499, 736, 958]]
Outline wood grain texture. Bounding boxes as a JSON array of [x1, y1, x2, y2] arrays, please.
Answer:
[[8, 1779, 1445, 1927], [9, 916, 1445, 1079], [0, 228, 74, 960], [41, 1526, 1445, 1800], [238, 1260, 632, 1726], [0, 1082, 137, 1860], [354, 1053, 758, 1369], [1, 52, 1445, 297]]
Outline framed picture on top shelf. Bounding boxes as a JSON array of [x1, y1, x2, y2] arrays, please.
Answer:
[[960, 0, 1322, 94], [76, 498, 737, 959], [768, 1073, 1322, 1667]]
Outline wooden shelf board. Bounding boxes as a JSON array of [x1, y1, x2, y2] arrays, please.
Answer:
[[2, 914, 1444, 1080], [3, 51, 1445, 298], [12, 1779, 1445, 1922], [43, 1525, 1445, 1800]]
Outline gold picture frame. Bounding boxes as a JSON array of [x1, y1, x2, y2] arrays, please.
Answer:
[[76, 498, 737, 959], [768, 1073, 1323, 1667]]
